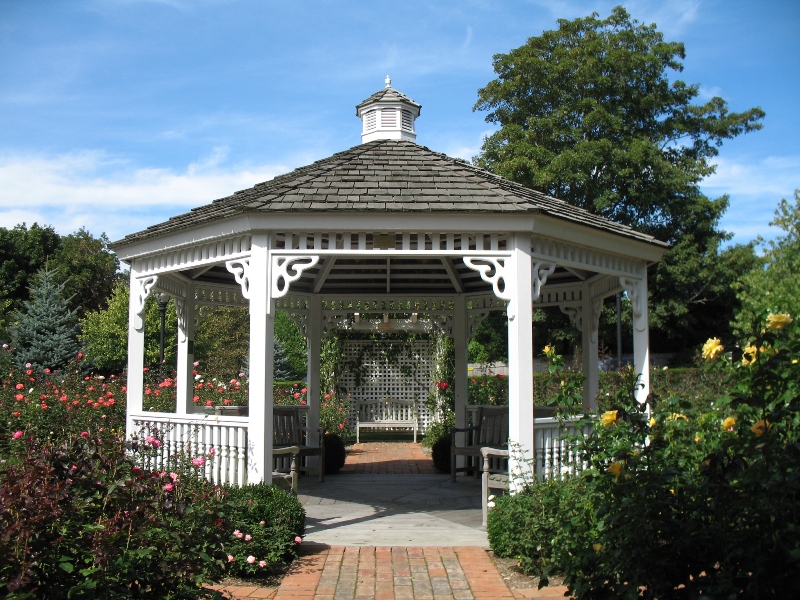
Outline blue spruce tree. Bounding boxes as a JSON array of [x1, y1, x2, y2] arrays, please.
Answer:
[[10, 266, 80, 371]]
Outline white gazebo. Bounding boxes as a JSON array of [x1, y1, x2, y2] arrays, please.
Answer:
[[111, 79, 667, 486]]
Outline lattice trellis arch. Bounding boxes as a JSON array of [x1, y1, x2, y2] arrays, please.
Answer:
[[338, 339, 435, 433]]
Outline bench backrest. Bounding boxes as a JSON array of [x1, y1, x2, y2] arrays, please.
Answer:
[[274, 406, 307, 445], [357, 398, 416, 422], [474, 406, 509, 446]]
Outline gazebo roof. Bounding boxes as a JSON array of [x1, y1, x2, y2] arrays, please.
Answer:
[[355, 86, 421, 112], [113, 140, 666, 250]]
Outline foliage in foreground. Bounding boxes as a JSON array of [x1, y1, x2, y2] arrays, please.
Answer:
[[0, 433, 229, 599], [223, 483, 305, 576], [488, 313, 800, 598]]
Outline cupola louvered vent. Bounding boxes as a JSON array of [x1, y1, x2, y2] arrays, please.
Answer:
[[401, 109, 413, 131], [356, 76, 421, 143], [365, 110, 377, 131]]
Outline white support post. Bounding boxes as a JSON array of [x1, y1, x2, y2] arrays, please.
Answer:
[[453, 296, 468, 467], [125, 266, 146, 440], [507, 234, 534, 492], [175, 284, 197, 416], [247, 234, 274, 484], [582, 285, 600, 411], [630, 272, 650, 405], [307, 297, 323, 453]]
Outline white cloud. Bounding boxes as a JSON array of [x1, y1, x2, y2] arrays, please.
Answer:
[[703, 154, 800, 243], [0, 150, 291, 242]]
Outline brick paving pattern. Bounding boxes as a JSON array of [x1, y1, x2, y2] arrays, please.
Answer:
[[340, 441, 437, 475], [212, 545, 566, 599]]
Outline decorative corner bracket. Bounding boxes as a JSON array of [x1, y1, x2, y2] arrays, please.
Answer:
[[226, 259, 251, 299], [463, 257, 515, 318], [133, 276, 158, 331], [532, 261, 556, 300], [619, 276, 645, 332], [272, 255, 320, 298]]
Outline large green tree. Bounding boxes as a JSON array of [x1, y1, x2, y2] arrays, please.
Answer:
[[50, 228, 120, 318], [0, 223, 61, 310], [473, 6, 764, 355], [0, 224, 119, 324], [733, 191, 800, 340], [79, 279, 178, 373]]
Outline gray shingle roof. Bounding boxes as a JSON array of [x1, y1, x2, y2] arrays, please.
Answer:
[[112, 140, 667, 248], [355, 87, 421, 113]]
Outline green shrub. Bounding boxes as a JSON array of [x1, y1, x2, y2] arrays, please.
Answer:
[[223, 482, 305, 575], [0, 433, 228, 599], [487, 477, 590, 575], [323, 433, 346, 474]]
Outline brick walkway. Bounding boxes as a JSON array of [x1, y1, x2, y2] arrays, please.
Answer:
[[340, 441, 437, 475]]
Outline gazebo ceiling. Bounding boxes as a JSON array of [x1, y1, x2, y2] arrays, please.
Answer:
[[183, 255, 586, 297]]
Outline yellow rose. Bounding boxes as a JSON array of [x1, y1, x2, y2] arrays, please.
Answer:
[[701, 337, 724, 361], [543, 344, 553, 356], [722, 416, 737, 431], [600, 410, 619, 427], [766, 313, 793, 331], [751, 420, 770, 436], [648, 417, 657, 428], [667, 413, 689, 422], [607, 461, 624, 479], [742, 344, 758, 366], [592, 544, 602, 553]]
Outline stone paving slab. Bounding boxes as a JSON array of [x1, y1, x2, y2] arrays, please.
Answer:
[[299, 473, 486, 547]]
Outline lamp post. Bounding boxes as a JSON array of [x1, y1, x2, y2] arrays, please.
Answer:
[[156, 292, 169, 364]]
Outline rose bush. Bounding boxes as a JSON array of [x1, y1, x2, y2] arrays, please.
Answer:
[[0, 432, 229, 598], [488, 313, 800, 598]]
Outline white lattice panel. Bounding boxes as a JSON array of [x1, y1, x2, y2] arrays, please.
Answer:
[[340, 340, 435, 434]]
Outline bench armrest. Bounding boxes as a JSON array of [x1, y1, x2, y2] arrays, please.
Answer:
[[480, 447, 509, 459], [451, 424, 480, 434], [273, 445, 300, 456]]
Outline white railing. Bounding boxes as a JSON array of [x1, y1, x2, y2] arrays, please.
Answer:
[[465, 406, 593, 481], [131, 412, 249, 486], [532, 416, 592, 480]]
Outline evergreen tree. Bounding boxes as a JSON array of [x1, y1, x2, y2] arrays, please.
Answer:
[[10, 266, 80, 370], [274, 339, 297, 381]]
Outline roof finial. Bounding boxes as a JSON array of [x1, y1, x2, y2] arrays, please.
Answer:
[[385, 75, 391, 88]]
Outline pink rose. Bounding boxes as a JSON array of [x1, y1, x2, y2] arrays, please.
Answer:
[[227, 554, 234, 563], [192, 457, 206, 467], [12, 431, 23, 439], [258, 560, 266, 568], [245, 534, 252, 541], [80, 431, 89, 437], [294, 536, 302, 543], [246, 555, 255, 564], [163, 483, 174, 492], [169, 473, 179, 481], [259, 520, 265, 525]]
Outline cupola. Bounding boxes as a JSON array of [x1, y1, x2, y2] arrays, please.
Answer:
[[356, 76, 421, 143]]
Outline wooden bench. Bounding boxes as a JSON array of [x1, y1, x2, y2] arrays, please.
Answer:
[[355, 397, 418, 443], [451, 405, 508, 482], [272, 445, 300, 496], [274, 406, 325, 482], [480, 446, 509, 527]]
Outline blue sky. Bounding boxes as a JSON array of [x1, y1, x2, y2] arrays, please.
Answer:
[[1, 0, 797, 247]]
